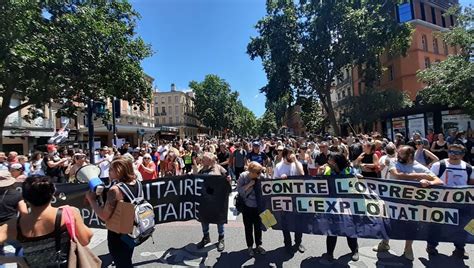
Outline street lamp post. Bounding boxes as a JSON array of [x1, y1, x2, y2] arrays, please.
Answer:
[[87, 99, 95, 164]]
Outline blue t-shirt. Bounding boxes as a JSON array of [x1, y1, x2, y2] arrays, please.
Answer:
[[391, 161, 435, 176], [246, 151, 267, 165]]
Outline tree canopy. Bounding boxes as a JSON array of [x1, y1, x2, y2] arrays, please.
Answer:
[[248, 0, 412, 135], [0, 1, 152, 149], [417, 6, 474, 116], [189, 74, 257, 136]]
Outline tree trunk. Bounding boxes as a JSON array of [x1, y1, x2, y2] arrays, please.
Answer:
[[0, 114, 7, 152]]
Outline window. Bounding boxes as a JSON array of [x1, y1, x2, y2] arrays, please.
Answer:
[[337, 93, 341, 100], [431, 7, 436, 25], [433, 38, 439, 54], [176, 116, 179, 124], [175, 96, 178, 103], [168, 96, 171, 103], [169, 117, 173, 124], [397, 2, 413, 23], [388, 65, 394, 81], [441, 12, 446, 27], [175, 106, 179, 114], [168, 106, 172, 114], [421, 35, 428, 51], [156, 118, 159, 125], [162, 117, 166, 124], [161, 97, 165, 103], [443, 42, 449, 55], [420, 2, 426, 21], [424, 57, 431, 69], [450, 15, 454, 27]]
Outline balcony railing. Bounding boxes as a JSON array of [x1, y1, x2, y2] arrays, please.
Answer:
[[4, 117, 54, 129]]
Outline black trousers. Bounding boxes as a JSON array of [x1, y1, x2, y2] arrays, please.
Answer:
[[282, 231, 302, 247], [234, 167, 245, 181], [242, 205, 262, 247], [326, 236, 358, 255], [108, 231, 134, 268]]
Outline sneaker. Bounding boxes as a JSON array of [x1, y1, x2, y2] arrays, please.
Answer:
[[373, 241, 390, 252], [426, 246, 438, 255], [248, 247, 254, 257], [197, 236, 210, 249], [217, 238, 225, 252], [295, 243, 306, 253], [255, 246, 266, 255], [452, 249, 469, 260], [402, 249, 414, 261], [351, 252, 359, 262]]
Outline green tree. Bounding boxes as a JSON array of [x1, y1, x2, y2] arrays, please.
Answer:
[[417, 6, 474, 116], [248, 0, 412, 135], [0, 1, 152, 150], [297, 96, 326, 134], [247, 0, 299, 127], [257, 110, 278, 136], [341, 88, 412, 131], [190, 74, 254, 135]]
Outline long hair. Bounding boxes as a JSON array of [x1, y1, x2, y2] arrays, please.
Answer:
[[110, 157, 136, 183]]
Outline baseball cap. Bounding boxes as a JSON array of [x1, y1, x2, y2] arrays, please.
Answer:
[[252, 141, 260, 147]]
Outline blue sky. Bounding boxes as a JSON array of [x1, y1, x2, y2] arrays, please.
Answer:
[[132, 0, 472, 118], [131, 0, 267, 117]]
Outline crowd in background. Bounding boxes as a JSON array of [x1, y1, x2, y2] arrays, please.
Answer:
[[0, 128, 473, 265]]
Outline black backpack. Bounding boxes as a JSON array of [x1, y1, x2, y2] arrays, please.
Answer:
[[437, 159, 472, 182]]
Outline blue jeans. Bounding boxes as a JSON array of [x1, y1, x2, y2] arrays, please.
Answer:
[[201, 223, 224, 237]]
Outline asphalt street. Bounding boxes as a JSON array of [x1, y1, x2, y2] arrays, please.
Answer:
[[88, 191, 473, 268], [2, 191, 473, 268]]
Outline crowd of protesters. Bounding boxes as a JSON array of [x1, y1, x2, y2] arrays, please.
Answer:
[[0, 128, 473, 266]]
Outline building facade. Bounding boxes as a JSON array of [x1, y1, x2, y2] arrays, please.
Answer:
[[333, 0, 471, 138], [2, 98, 55, 154], [153, 84, 200, 140]]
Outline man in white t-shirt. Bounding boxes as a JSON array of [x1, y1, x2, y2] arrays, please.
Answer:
[[273, 148, 305, 254], [378, 143, 397, 180], [96, 146, 112, 180], [427, 144, 473, 259]]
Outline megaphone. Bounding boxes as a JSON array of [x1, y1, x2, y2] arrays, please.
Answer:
[[75, 165, 104, 195]]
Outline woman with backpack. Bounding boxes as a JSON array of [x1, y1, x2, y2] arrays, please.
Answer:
[[86, 157, 141, 267]]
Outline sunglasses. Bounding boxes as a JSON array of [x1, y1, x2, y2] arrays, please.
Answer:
[[448, 150, 464, 155], [143, 157, 151, 159]]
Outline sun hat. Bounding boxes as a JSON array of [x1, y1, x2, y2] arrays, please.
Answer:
[[0, 170, 16, 187]]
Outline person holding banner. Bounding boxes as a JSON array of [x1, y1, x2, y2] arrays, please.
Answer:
[[196, 152, 229, 252], [273, 148, 306, 254], [85, 158, 139, 267], [388, 145, 444, 261], [427, 144, 473, 259], [319, 152, 360, 262], [237, 161, 266, 257], [354, 142, 379, 178]]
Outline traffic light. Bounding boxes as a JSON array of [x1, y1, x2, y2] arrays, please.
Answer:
[[113, 99, 121, 118], [93, 101, 106, 116]]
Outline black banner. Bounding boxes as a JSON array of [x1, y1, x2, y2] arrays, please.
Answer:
[[14, 175, 231, 228], [260, 176, 474, 244]]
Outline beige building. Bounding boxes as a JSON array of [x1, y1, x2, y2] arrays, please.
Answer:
[[153, 84, 200, 139], [75, 74, 156, 147], [2, 97, 56, 154]]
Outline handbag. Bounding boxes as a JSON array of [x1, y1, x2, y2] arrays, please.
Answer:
[[62, 206, 102, 268], [234, 187, 253, 214]]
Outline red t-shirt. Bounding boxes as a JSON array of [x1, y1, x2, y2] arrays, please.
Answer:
[[138, 162, 157, 181]]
